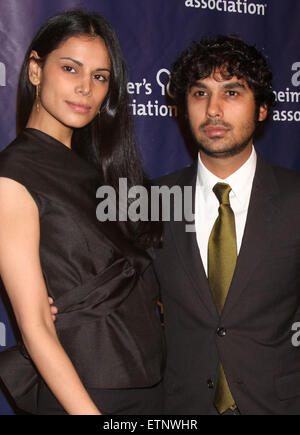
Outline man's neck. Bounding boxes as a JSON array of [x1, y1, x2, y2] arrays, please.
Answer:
[[199, 146, 253, 179]]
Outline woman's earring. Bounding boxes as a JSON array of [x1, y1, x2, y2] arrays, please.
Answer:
[[36, 84, 40, 113]]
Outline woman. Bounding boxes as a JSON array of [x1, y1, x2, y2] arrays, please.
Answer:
[[0, 10, 164, 415]]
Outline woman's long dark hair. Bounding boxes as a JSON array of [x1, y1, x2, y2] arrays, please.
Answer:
[[17, 9, 162, 247]]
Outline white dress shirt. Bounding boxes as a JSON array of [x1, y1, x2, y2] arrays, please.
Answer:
[[195, 147, 257, 276]]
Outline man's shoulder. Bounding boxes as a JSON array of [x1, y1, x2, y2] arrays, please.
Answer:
[[270, 161, 300, 195], [272, 162, 300, 181], [151, 161, 197, 187], [258, 156, 300, 211], [258, 153, 300, 186]]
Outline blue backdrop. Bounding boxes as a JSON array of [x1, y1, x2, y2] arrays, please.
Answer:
[[0, 0, 299, 414]]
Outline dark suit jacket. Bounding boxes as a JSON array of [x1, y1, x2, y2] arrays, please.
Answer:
[[153, 153, 300, 415]]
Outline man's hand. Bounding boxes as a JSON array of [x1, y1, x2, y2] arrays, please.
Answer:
[[48, 297, 58, 322]]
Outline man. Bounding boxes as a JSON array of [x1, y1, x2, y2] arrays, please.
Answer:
[[153, 35, 300, 415]]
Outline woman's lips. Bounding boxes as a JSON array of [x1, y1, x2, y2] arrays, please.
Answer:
[[66, 101, 92, 113]]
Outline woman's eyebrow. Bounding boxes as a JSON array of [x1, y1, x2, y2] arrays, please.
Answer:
[[59, 57, 111, 72], [60, 57, 83, 66]]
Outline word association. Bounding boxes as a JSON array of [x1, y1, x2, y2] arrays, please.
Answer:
[[185, 0, 267, 15]]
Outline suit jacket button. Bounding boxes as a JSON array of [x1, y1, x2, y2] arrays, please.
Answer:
[[216, 327, 227, 337], [207, 379, 214, 389]]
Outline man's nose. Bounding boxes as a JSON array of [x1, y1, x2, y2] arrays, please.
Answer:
[[207, 95, 223, 118]]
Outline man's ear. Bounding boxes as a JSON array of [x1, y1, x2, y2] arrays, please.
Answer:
[[28, 50, 42, 86], [258, 103, 268, 122]]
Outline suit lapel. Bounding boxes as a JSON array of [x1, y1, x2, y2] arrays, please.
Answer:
[[169, 162, 219, 318], [221, 154, 281, 320]]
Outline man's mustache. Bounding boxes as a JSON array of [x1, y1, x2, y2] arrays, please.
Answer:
[[200, 120, 232, 129]]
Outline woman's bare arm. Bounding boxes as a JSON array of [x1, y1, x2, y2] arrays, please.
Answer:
[[0, 177, 101, 415]]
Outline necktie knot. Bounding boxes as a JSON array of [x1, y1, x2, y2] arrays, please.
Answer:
[[213, 182, 232, 205]]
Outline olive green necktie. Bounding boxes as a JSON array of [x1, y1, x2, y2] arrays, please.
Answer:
[[208, 182, 237, 414]]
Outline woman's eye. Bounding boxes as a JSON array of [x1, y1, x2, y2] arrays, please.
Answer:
[[94, 74, 108, 82], [63, 65, 76, 73]]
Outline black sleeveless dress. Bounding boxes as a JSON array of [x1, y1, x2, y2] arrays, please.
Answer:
[[0, 128, 165, 415]]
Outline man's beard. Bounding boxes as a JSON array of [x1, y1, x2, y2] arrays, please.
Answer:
[[190, 119, 256, 159], [195, 135, 253, 159]]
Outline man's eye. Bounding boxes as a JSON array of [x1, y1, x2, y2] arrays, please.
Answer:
[[194, 90, 206, 97], [227, 90, 238, 96]]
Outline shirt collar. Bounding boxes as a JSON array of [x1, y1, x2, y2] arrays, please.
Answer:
[[197, 146, 257, 204]]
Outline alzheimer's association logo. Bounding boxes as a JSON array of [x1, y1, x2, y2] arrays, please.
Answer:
[[273, 63, 300, 123]]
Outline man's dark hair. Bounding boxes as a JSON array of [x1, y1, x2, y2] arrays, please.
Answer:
[[169, 35, 276, 120]]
